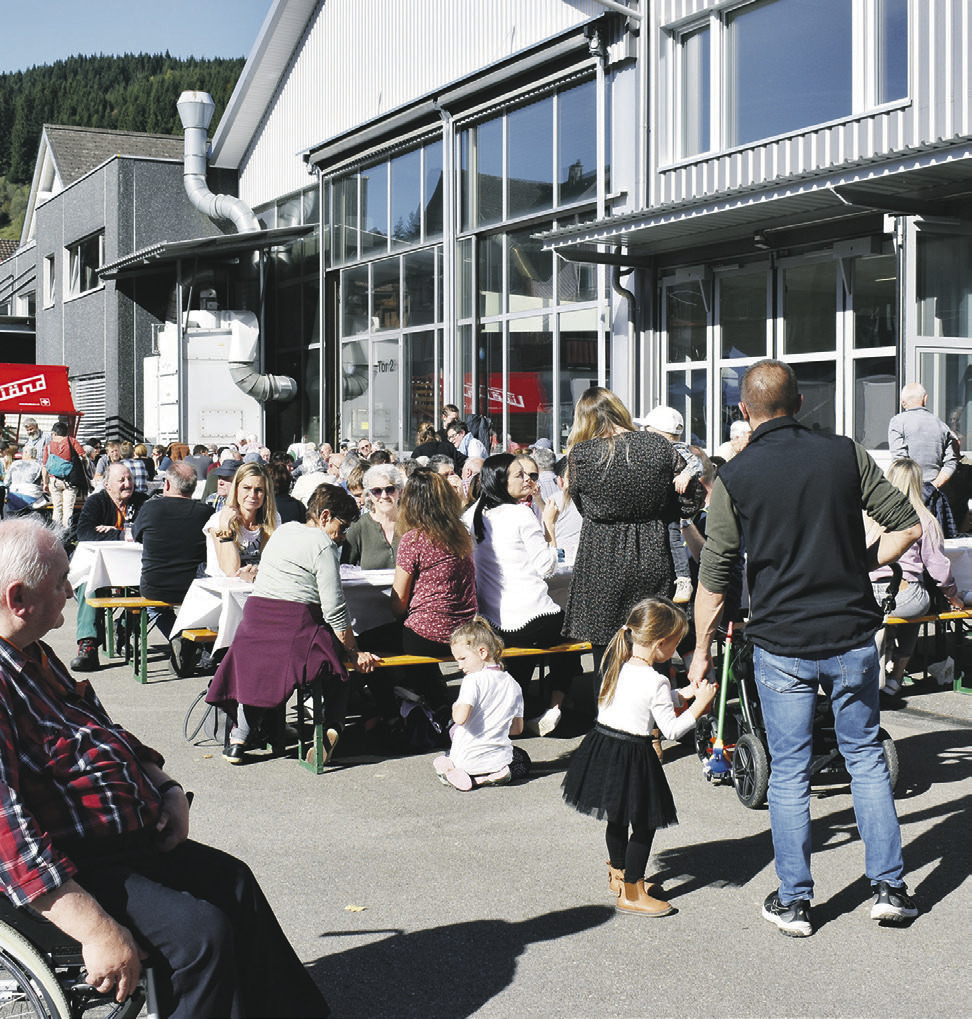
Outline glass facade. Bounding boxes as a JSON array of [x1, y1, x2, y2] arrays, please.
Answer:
[[325, 76, 607, 454], [661, 247, 899, 452]]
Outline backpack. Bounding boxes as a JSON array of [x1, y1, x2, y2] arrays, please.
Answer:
[[466, 414, 492, 451], [45, 452, 73, 478]]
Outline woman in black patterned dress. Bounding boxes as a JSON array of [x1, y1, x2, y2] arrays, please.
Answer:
[[562, 388, 704, 674]]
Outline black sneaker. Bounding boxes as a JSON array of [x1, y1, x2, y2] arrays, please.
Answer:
[[70, 640, 100, 672], [870, 882, 918, 922], [222, 741, 247, 765], [762, 890, 813, 937]]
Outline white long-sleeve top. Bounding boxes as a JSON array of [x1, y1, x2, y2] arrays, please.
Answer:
[[597, 659, 695, 740], [462, 502, 558, 631]]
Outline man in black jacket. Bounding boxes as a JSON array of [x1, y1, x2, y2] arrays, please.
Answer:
[[689, 360, 922, 937], [71, 464, 149, 671], [132, 461, 212, 637]]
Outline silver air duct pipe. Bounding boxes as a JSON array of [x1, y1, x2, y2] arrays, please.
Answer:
[[176, 91, 259, 232], [176, 90, 296, 402]]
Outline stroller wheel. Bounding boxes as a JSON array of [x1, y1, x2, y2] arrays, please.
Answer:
[[878, 727, 899, 793], [732, 732, 769, 809]]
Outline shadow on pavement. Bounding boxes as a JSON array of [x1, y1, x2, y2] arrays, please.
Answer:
[[310, 905, 613, 1018]]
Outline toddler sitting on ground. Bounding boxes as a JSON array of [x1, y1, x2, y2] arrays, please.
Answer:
[[433, 617, 531, 791]]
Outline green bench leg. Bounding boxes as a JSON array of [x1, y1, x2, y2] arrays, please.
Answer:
[[297, 677, 325, 775], [130, 610, 149, 684], [101, 608, 116, 659]]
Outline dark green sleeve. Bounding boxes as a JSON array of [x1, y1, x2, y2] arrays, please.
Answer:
[[697, 478, 742, 594], [856, 444, 920, 531]]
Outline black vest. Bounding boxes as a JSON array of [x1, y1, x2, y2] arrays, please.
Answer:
[[718, 417, 882, 655]]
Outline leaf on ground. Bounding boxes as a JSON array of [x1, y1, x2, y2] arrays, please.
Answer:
[[344, 904, 367, 912]]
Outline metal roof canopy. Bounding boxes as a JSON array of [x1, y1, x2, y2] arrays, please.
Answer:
[[540, 148, 972, 259], [97, 224, 315, 280]]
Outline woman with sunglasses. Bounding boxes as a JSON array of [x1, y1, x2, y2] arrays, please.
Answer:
[[207, 483, 380, 765], [341, 464, 404, 569], [515, 453, 546, 523]]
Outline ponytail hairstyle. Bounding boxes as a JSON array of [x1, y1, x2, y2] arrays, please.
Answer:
[[598, 597, 688, 709], [450, 615, 505, 664]]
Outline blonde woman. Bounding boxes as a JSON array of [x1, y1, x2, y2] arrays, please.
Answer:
[[203, 462, 279, 581], [869, 457, 964, 696], [563, 388, 705, 682]]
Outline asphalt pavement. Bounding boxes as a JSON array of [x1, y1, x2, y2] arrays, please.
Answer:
[[46, 602, 970, 1018]]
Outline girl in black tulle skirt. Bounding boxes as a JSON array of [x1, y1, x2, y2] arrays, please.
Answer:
[[562, 597, 717, 916]]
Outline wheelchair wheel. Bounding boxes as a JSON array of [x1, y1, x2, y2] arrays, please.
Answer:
[[879, 727, 899, 793], [732, 732, 770, 809], [0, 923, 70, 1018]]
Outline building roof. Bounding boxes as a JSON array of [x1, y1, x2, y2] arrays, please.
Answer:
[[43, 125, 184, 186], [0, 240, 18, 263], [20, 125, 185, 248]]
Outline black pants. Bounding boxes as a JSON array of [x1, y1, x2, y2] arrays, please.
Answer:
[[605, 820, 656, 884], [498, 610, 579, 700], [74, 839, 328, 1018], [357, 622, 450, 708]]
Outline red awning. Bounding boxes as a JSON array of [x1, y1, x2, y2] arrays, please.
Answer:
[[0, 364, 78, 416]]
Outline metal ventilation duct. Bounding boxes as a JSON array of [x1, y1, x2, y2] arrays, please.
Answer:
[[176, 90, 295, 402]]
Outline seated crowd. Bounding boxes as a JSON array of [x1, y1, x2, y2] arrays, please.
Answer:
[[51, 392, 970, 773]]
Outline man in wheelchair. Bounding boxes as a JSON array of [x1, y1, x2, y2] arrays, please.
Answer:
[[0, 518, 329, 1018]]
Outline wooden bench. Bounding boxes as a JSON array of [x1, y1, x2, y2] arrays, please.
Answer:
[[182, 628, 218, 645], [85, 595, 173, 684], [295, 641, 593, 774], [883, 608, 972, 694]]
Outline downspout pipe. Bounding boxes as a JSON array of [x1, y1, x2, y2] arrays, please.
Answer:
[[177, 91, 260, 233]]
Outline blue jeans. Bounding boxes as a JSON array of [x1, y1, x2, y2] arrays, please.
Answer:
[[754, 642, 905, 903]]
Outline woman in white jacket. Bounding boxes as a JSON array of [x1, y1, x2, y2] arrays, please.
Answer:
[[462, 453, 579, 735]]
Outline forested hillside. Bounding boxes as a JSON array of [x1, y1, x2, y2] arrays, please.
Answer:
[[0, 53, 244, 240]]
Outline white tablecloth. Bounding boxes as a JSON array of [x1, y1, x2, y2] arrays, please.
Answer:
[[172, 576, 255, 652], [68, 541, 143, 591], [944, 537, 972, 593], [173, 563, 575, 652]]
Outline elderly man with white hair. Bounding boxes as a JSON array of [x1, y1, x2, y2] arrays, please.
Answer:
[[70, 463, 149, 671], [0, 518, 330, 1017], [889, 381, 961, 535]]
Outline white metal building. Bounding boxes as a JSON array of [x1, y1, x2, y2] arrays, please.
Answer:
[[187, 0, 972, 453]]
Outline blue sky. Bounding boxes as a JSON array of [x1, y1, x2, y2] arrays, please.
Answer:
[[0, 0, 272, 73]]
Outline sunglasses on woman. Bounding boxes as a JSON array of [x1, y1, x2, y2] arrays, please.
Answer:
[[369, 485, 398, 497], [524, 472, 539, 481]]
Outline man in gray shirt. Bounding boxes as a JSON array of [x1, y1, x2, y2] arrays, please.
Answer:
[[888, 382, 959, 492]]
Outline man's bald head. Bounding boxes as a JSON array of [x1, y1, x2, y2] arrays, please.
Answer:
[[739, 359, 801, 423], [900, 382, 927, 409]]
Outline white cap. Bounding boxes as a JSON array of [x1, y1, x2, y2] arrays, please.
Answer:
[[634, 405, 684, 436], [730, 420, 751, 438]]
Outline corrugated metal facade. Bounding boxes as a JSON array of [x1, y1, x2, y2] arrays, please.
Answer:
[[238, 0, 613, 206], [650, 0, 972, 208]]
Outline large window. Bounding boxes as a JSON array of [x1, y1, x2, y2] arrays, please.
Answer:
[[330, 139, 443, 266], [460, 79, 602, 231], [660, 248, 897, 450], [672, 0, 908, 159], [459, 219, 606, 450], [65, 232, 103, 299]]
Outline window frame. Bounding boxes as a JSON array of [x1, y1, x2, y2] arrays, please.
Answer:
[[668, 0, 910, 163], [64, 232, 105, 301]]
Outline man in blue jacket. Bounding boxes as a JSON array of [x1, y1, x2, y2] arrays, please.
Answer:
[[689, 359, 922, 937]]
